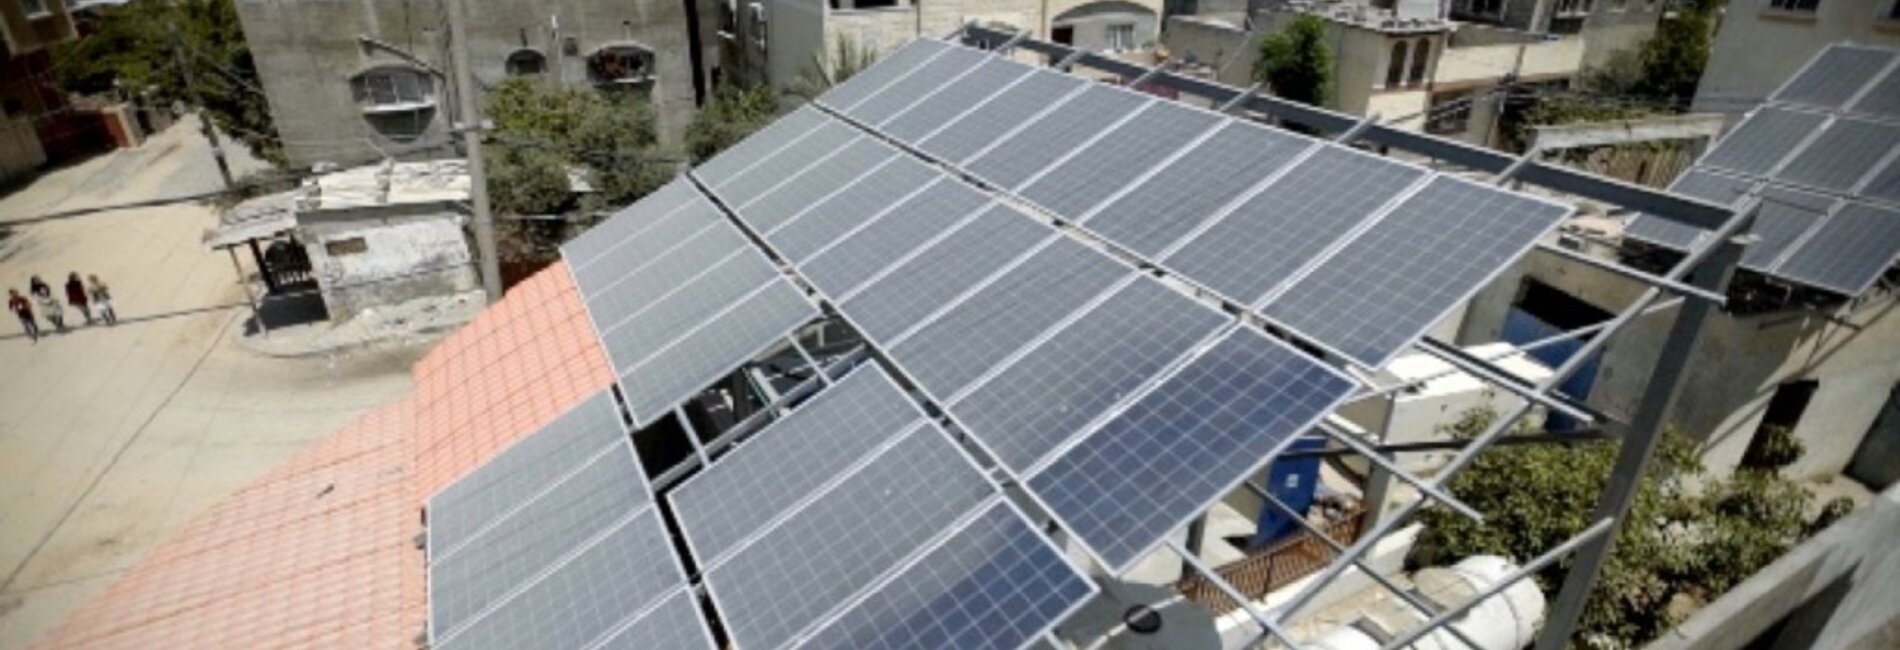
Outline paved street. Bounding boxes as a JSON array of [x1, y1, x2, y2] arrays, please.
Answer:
[[0, 121, 423, 648]]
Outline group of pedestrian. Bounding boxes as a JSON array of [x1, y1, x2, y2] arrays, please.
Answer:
[[9, 273, 115, 343]]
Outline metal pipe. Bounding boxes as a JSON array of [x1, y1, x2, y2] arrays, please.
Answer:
[[1384, 518, 1617, 650], [1314, 422, 1483, 521], [1535, 241, 1728, 305], [1217, 82, 1263, 112], [1281, 428, 1611, 460], [788, 335, 834, 386], [1416, 339, 1604, 424], [673, 405, 712, 467]]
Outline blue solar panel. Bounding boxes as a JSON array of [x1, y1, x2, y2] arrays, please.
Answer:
[[1079, 120, 1314, 258], [591, 589, 719, 650], [1027, 329, 1355, 574], [1701, 108, 1826, 177], [1740, 187, 1834, 271], [579, 223, 751, 333], [735, 137, 899, 234], [696, 106, 827, 191], [1624, 168, 1753, 250], [718, 121, 862, 208], [562, 178, 702, 267], [793, 501, 1097, 650], [817, 39, 953, 111], [618, 278, 817, 424], [798, 179, 993, 298], [1772, 44, 1897, 110], [839, 204, 1052, 343], [764, 156, 944, 261], [1773, 202, 1900, 295], [883, 57, 1033, 143], [1017, 101, 1224, 219], [1774, 118, 1900, 193], [917, 69, 1087, 165], [571, 198, 724, 298], [845, 46, 993, 126], [964, 85, 1150, 190]]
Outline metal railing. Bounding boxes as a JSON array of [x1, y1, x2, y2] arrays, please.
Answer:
[[1177, 509, 1368, 615]]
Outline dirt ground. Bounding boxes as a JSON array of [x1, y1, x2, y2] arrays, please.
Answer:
[[0, 120, 424, 648]]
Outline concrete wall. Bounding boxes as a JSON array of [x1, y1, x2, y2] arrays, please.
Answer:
[[0, 0, 76, 56], [1458, 247, 1900, 480], [298, 209, 477, 322], [1052, 0, 1159, 53], [1164, 15, 1257, 86], [1436, 28, 1583, 89], [1694, 0, 1900, 118], [1647, 483, 1900, 650], [235, 0, 713, 168], [1577, 0, 1660, 71]]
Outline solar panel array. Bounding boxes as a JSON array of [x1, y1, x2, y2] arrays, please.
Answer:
[[426, 393, 716, 650], [1627, 43, 1900, 296]]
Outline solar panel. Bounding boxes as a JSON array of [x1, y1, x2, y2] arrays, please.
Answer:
[[428, 393, 631, 557], [1700, 108, 1827, 177], [1773, 202, 1900, 295], [817, 39, 953, 111], [597, 247, 779, 373], [1017, 102, 1224, 219], [1262, 176, 1571, 368], [591, 589, 719, 650], [1865, 156, 1900, 204], [1079, 120, 1313, 257], [1624, 168, 1753, 250], [1775, 118, 1900, 193], [434, 508, 689, 650], [845, 46, 993, 126], [918, 68, 1087, 164], [798, 179, 993, 297], [718, 121, 862, 208], [883, 57, 1033, 142], [1027, 328, 1356, 574], [1164, 145, 1427, 306], [764, 156, 943, 260], [619, 278, 817, 423], [571, 198, 723, 296], [947, 280, 1227, 474], [735, 137, 899, 233], [1773, 45, 1897, 109], [839, 204, 1053, 342], [581, 224, 751, 332], [670, 365, 921, 566], [793, 501, 1097, 650], [562, 178, 702, 267], [964, 85, 1151, 190], [696, 106, 828, 190], [706, 422, 993, 650], [431, 444, 648, 636], [889, 237, 1131, 400], [1741, 187, 1835, 271], [1848, 63, 1900, 118]]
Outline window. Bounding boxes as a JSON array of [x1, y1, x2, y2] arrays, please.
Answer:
[[1769, 0, 1819, 10], [1052, 25, 1075, 45], [589, 44, 657, 84], [1386, 41, 1409, 88], [1426, 90, 1474, 134], [1409, 39, 1430, 86], [1106, 24, 1136, 51], [21, 0, 49, 17], [349, 67, 435, 112], [505, 49, 547, 77], [324, 237, 369, 256]]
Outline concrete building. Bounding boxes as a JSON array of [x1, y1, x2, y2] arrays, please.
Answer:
[[0, 0, 76, 182], [233, 0, 717, 168], [1446, 0, 1663, 71], [1692, 0, 1900, 118]]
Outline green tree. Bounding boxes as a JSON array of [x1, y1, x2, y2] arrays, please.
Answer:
[[783, 36, 880, 102], [1630, 0, 1723, 107], [482, 78, 670, 215], [52, 0, 284, 165], [1411, 410, 1821, 649], [1253, 15, 1333, 107], [685, 82, 778, 164]]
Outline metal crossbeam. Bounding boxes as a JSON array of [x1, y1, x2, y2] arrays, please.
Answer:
[[1165, 538, 1308, 650], [1535, 241, 1728, 305], [1415, 339, 1606, 425], [1385, 518, 1616, 650]]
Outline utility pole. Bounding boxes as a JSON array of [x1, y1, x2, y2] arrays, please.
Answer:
[[445, 0, 503, 301], [169, 24, 235, 190]]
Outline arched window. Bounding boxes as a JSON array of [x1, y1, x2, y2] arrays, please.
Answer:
[[349, 66, 435, 112], [1386, 41, 1409, 89], [506, 49, 547, 77], [1409, 39, 1431, 86], [589, 43, 657, 85]]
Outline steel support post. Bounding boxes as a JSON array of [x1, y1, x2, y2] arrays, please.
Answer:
[[673, 405, 713, 467]]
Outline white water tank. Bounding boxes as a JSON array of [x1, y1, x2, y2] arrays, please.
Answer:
[[1307, 555, 1544, 650]]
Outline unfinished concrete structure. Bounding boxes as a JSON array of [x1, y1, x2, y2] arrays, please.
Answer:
[[233, 0, 716, 168]]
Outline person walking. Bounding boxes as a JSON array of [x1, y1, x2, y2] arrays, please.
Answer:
[[88, 275, 116, 325], [65, 273, 92, 324], [9, 288, 38, 342], [29, 275, 49, 298], [35, 283, 65, 332]]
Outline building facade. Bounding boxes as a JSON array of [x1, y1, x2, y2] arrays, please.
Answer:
[[0, 0, 76, 182], [1693, 0, 1900, 118], [1447, 0, 1663, 71], [234, 0, 717, 168]]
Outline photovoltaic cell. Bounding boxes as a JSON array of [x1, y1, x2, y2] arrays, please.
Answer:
[[1775, 118, 1900, 192], [1164, 146, 1426, 306], [1773, 45, 1897, 109], [845, 47, 992, 126], [736, 137, 898, 233], [1741, 187, 1834, 271], [707, 423, 993, 650], [1624, 168, 1753, 250], [435, 508, 686, 650], [695, 106, 827, 189], [670, 366, 921, 565], [619, 279, 816, 423], [1865, 157, 1900, 204], [1774, 202, 1900, 295], [1018, 102, 1224, 219], [592, 589, 718, 650], [765, 156, 942, 261], [431, 446, 647, 636], [717, 121, 861, 208], [571, 199, 723, 296], [918, 69, 1087, 165], [562, 178, 701, 267], [964, 85, 1150, 190], [580, 224, 750, 332], [798, 179, 992, 297], [793, 501, 1096, 650], [840, 204, 1052, 342], [1081, 120, 1313, 257], [890, 237, 1130, 400], [817, 39, 952, 111], [948, 280, 1227, 474], [597, 248, 778, 373], [1028, 329, 1355, 573], [883, 57, 1033, 142], [1848, 64, 1900, 118], [428, 393, 630, 557], [1263, 176, 1571, 368], [1700, 108, 1827, 177]]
